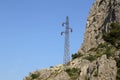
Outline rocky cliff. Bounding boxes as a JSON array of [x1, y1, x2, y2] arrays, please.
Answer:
[[79, 0, 120, 53], [23, 0, 120, 80]]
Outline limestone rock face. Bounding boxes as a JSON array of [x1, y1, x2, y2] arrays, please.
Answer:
[[24, 55, 117, 80], [70, 55, 117, 80], [79, 0, 120, 53], [23, 64, 71, 80]]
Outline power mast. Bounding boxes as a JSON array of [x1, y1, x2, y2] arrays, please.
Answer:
[[61, 16, 72, 65]]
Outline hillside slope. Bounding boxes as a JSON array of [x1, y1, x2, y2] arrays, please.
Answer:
[[23, 0, 120, 80]]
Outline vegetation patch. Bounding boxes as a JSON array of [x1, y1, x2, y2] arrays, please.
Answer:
[[72, 53, 83, 60], [93, 70, 98, 77], [85, 42, 118, 62], [102, 22, 120, 68], [50, 66, 54, 68], [115, 55, 120, 80], [30, 72, 40, 79], [65, 68, 81, 80], [117, 68, 120, 80], [93, 67, 99, 77], [103, 23, 120, 49], [95, 35, 99, 39], [84, 55, 97, 62], [89, 48, 97, 52]]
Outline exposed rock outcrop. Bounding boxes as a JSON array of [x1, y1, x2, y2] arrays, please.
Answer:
[[24, 54, 117, 80], [79, 0, 120, 53]]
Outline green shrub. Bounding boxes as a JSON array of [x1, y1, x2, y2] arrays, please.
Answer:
[[65, 68, 81, 80], [50, 66, 54, 68], [88, 43, 116, 60], [103, 23, 120, 49], [88, 43, 110, 59], [31, 74, 39, 79], [115, 56, 120, 80], [117, 68, 120, 80], [116, 58, 120, 68], [84, 55, 97, 62], [72, 53, 83, 60], [103, 47, 112, 58], [98, 43, 108, 48], [30, 72, 40, 79]]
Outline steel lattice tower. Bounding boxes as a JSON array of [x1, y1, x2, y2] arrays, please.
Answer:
[[61, 16, 72, 65]]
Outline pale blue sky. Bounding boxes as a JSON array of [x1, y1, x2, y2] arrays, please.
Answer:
[[0, 0, 94, 80]]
